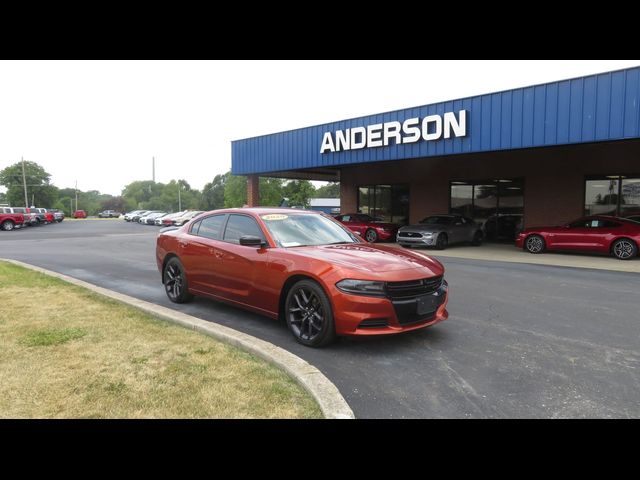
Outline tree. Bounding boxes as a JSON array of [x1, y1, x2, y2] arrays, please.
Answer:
[[313, 182, 340, 198], [100, 196, 128, 213], [0, 191, 7, 204], [224, 175, 284, 208], [282, 180, 315, 208], [0, 160, 58, 207], [201, 173, 228, 210]]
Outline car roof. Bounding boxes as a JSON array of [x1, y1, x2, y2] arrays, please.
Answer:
[[203, 207, 322, 216]]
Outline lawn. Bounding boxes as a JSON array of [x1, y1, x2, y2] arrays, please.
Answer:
[[0, 261, 322, 418]]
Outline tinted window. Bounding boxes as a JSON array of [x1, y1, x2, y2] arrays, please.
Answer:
[[197, 215, 225, 240], [420, 216, 454, 225], [189, 220, 201, 235], [13, 208, 25, 213], [223, 215, 265, 244]]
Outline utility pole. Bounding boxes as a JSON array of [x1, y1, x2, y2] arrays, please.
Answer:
[[152, 157, 155, 183], [21, 157, 28, 207]]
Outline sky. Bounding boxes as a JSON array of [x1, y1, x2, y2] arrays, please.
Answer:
[[1, 60, 639, 196]]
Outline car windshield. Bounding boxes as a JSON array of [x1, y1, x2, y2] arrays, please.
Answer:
[[420, 216, 454, 225], [260, 213, 358, 247]]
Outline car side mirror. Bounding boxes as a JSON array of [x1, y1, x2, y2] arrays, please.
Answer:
[[239, 235, 266, 247]]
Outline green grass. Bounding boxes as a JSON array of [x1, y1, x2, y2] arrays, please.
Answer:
[[0, 261, 322, 419]]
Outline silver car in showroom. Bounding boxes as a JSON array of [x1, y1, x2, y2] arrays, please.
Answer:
[[397, 214, 483, 249]]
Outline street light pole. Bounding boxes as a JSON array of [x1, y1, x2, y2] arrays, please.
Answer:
[[21, 157, 28, 207]]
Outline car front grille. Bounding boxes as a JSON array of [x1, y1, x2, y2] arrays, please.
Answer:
[[398, 231, 422, 238], [386, 276, 443, 300]]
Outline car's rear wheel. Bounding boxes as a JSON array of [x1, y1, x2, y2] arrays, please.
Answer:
[[1, 220, 15, 231], [163, 257, 193, 303], [525, 234, 545, 254], [285, 280, 335, 347], [436, 233, 448, 250], [612, 238, 637, 260], [364, 229, 378, 243]]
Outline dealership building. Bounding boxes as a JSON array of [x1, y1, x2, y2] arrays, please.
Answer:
[[232, 66, 640, 238]]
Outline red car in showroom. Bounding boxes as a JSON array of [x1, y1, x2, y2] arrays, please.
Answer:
[[333, 213, 399, 243], [516, 215, 640, 260], [156, 208, 448, 347]]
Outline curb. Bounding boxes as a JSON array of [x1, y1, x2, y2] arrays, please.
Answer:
[[1, 258, 355, 419]]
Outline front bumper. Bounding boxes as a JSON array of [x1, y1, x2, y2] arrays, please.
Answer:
[[397, 232, 437, 246], [331, 281, 449, 336]]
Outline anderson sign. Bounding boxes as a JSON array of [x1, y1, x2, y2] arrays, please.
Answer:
[[320, 110, 467, 154]]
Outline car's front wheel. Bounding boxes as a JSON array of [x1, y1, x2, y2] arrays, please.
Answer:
[[611, 238, 638, 260], [285, 279, 335, 347], [163, 257, 193, 303], [436, 233, 448, 250], [525, 234, 545, 254]]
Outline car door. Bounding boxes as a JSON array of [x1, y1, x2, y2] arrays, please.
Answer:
[[214, 214, 271, 311], [549, 218, 599, 250], [179, 214, 226, 294]]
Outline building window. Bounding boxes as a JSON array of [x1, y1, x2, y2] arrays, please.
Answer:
[[584, 175, 640, 217], [450, 179, 524, 241], [357, 184, 409, 224]]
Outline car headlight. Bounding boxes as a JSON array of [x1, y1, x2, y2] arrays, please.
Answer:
[[336, 279, 386, 296], [423, 233, 434, 237]]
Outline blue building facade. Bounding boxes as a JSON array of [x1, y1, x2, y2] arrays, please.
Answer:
[[232, 67, 640, 234]]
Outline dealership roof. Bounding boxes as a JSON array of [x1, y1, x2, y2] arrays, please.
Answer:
[[232, 66, 640, 180]]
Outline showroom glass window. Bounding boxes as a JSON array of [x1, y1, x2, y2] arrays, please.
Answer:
[[357, 184, 409, 224], [450, 179, 524, 241], [584, 175, 640, 216]]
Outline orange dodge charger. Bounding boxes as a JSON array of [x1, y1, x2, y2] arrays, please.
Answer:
[[156, 208, 449, 347]]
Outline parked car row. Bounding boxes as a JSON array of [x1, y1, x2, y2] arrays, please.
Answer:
[[123, 209, 204, 227], [0, 206, 64, 231]]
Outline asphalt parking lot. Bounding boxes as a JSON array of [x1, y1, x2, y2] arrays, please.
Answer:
[[2, 220, 639, 418]]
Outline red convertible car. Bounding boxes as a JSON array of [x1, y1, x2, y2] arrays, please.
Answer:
[[156, 208, 449, 347], [516, 215, 640, 260], [333, 213, 399, 243]]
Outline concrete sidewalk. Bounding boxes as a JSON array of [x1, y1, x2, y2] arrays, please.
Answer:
[[387, 242, 640, 274]]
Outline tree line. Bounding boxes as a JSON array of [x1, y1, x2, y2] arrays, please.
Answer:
[[0, 160, 340, 216]]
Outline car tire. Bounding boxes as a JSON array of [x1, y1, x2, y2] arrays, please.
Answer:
[[1, 220, 15, 231], [163, 257, 193, 303], [436, 233, 448, 250], [285, 279, 335, 347], [471, 231, 483, 246], [611, 238, 638, 260], [364, 228, 378, 243], [525, 234, 545, 254]]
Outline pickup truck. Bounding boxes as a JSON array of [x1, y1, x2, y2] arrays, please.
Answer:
[[0, 208, 25, 231]]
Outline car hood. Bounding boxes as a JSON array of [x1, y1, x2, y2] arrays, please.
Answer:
[[289, 243, 444, 277], [399, 224, 450, 233]]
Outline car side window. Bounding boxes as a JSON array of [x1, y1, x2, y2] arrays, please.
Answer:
[[197, 215, 226, 240], [223, 214, 265, 244], [341, 215, 351, 222]]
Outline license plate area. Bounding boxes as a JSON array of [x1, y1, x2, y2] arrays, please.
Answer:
[[416, 294, 439, 315]]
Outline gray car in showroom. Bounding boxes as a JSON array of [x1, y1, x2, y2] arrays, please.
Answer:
[[397, 214, 483, 249]]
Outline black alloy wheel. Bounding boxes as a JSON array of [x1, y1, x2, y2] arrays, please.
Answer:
[[163, 257, 193, 303], [364, 229, 378, 243], [436, 233, 448, 250], [285, 280, 335, 347], [525, 234, 545, 254], [612, 238, 638, 260]]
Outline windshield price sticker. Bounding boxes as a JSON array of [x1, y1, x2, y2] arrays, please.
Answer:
[[261, 214, 288, 221]]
